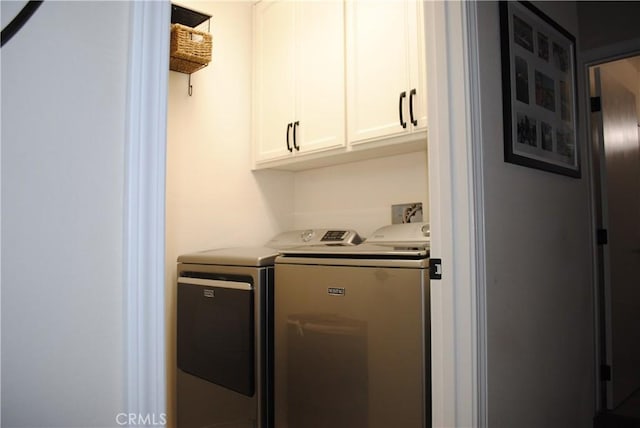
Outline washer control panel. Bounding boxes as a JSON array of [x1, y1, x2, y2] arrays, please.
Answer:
[[267, 229, 362, 249], [320, 230, 350, 242]]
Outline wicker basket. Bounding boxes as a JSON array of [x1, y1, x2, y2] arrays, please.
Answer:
[[170, 23, 212, 74]]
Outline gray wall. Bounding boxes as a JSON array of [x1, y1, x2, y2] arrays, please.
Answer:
[[577, 1, 640, 52], [477, 2, 595, 426], [1, 2, 130, 426]]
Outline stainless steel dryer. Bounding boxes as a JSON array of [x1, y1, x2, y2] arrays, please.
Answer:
[[176, 229, 361, 428], [274, 223, 431, 428]]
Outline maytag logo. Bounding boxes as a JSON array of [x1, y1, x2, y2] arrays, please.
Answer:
[[203, 289, 215, 298], [328, 287, 345, 296]]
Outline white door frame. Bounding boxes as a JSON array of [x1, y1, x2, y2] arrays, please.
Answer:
[[123, 1, 487, 426], [425, 1, 486, 426], [123, 0, 170, 421]]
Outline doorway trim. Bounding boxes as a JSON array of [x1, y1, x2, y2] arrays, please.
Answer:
[[582, 38, 640, 67], [582, 39, 640, 413], [425, 1, 486, 426], [124, 0, 486, 425], [124, 0, 170, 420]]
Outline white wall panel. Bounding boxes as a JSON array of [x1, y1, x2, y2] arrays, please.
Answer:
[[1, 2, 130, 426], [293, 151, 428, 237]]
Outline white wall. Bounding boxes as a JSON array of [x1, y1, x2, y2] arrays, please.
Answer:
[[1, 2, 130, 427], [293, 151, 428, 237], [165, 2, 293, 425], [477, 2, 595, 426]]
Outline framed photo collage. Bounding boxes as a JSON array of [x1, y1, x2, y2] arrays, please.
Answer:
[[500, 1, 580, 178]]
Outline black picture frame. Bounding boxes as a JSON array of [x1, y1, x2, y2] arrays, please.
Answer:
[[500, 1, 580, 178]]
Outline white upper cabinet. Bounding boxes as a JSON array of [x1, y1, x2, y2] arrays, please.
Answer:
[[252, 0, 427, 170], [253, 0, 345, 165], [253, 1, 295, 162], [346, 0, 427, 147]]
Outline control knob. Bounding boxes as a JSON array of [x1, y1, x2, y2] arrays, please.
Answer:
[[301, 229, 315, 242]]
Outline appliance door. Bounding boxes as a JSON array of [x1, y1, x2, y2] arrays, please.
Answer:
[[274, 262, 430, 428], [178, 275, 255, 396], [177, 265, 273, 428]]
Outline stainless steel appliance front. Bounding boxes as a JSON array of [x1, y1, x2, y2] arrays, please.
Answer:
[[177, 262, 272, 428], [176, 228, 362, 428], [274, 258, 430, 428]]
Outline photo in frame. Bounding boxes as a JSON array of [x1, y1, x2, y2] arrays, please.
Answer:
[[499, 1, 580, 178]]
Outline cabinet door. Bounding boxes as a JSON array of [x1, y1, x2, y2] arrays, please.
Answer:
[[295, 1, 346, 154], [346, 0, 426, 145], [408, 0, 427, 132], [254, 1, 296, 162]]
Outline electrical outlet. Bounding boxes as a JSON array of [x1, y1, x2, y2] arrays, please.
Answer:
[[391, 202, 423, 224]]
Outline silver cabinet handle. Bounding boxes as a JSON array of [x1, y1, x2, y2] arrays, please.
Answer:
[[178, 276, 252, 290]]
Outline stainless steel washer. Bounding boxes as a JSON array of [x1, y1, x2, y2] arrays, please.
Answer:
[[176, 229, 361, 428], [274, 223, 431, 428]]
